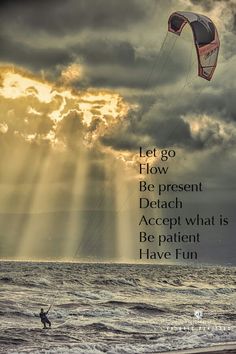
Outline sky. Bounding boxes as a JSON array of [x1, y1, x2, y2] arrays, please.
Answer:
[[0, 0, 235, 264]]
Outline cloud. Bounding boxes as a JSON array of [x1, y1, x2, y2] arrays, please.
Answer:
[[74, 31, 196, 88], [0, 34, 190, 89], [185, 114, 236, 149], [189, 0, 235, 12], [2, 0, 234, 94], [101, 105, 193, 151], [0, 66, 131, 160], [0, 34, 73, 71], [0, 2, 236, 169], [0, 0, 192, 89], [100, 49, 236, 152], [0, 0, 150, 35]]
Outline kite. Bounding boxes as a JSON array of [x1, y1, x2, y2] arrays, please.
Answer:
[[168, 11, 220, 80]]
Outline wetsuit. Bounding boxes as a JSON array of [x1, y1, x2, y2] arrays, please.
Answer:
[[40, 311, 51, 328]]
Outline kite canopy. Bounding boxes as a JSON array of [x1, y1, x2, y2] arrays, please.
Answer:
[[168, 11, 220, 81]]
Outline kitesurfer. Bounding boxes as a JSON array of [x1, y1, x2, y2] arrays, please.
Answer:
[[40, 307, 51, 329]]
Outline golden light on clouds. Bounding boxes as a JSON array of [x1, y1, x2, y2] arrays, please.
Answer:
[[60, 63, 84, 84], [0, 71, 54, 103], [0, 66, 130, 149], [0, 122, 8, 133], [186, 114, 236, 138]]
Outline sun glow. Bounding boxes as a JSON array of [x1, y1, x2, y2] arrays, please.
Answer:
[[60, 63, 83, 84], [0, 66, 130, 149], [0, 72, 54, 103]]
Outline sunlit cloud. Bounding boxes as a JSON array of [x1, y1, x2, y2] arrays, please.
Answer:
[[0, 70, 54, 103], [184, 114, 236, 148], [0, 66, 131, 151], [60, 63, 84, 84], [0, 122, 8, 133]]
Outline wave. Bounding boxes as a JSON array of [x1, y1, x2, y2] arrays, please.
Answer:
[[105, 300, 168, 314], [94, 277, 140, 287], [5, 310, 35, 318], [57, 302, 81, 309], [0, 336, 28, 346], [0, 276, 53, 289], [131, 303, 168, 314], [82, 322, 137, 335], [1, 262, 235, 354], [158, 279, 184, 287], [215, 313, 236, 321], [69, 291, 101, 300], [105, 300, 129, 306], [0, 276, 14, 283]]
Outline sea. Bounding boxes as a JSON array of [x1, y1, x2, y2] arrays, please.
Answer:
[[0, 262, 235, 354]]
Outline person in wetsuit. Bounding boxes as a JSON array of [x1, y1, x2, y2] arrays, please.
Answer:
[[40, 307, 51, 329]]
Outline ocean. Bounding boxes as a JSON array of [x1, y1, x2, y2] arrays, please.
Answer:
[[0, 262, 235, 354]]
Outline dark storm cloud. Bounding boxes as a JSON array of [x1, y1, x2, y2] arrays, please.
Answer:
[[101, 123, 142, 151], [101, 107, 193, 151], [194, 90, 236, 122], [0, 0, 191, 89], [0, 33, 189, 88], [1, 35, 137, 80], [0, 0, 154, 75], [72, 37, 191, 88], [72, 40, 136, 67], [140, 115, 192, 147], [0, 0, 149, 34], [143, 90, 236, 150], [0, 34, 72, 71], [83, 61, 184, 89], [0, 0, 204, 89], [150, 89, 236, 127]]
